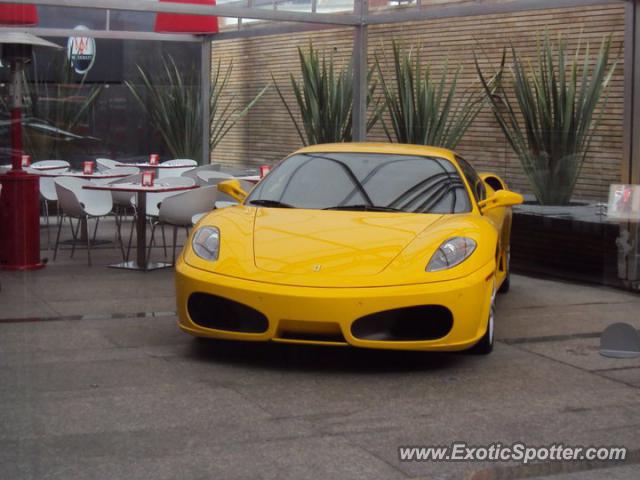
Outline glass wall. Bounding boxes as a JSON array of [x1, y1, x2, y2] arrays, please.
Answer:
[[0, 33, 201, 170]]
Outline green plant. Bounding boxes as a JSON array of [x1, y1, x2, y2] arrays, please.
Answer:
[[126, 56, 200, 160], [476, 33, 616, 205], [273, 43, 382, 146], [209, 58, 268, 151], [0, 54, 102, 159], [375, 40, 486, 149], [126, 55, 267, 161]]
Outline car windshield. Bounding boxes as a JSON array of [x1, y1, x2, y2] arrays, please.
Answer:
[[246, 152, 472, 214]]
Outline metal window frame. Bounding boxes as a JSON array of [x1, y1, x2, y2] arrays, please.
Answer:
[[3, 0, 628, 33]]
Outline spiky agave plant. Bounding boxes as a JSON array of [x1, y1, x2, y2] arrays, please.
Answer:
[[209, 58, 268, 151], [375, 40, 486, 149], [126, 56, 200, 159], [127, 55, 266, 160], [476, 33, 616, 205], [273, 43, 382, 146]]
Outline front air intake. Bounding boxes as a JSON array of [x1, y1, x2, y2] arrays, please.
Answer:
[[351, 305, 453, 341], [187, 292, 268, 333]]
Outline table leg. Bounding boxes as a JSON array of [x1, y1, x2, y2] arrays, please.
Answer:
[[136, 191, 147, 268], [108, 190, 171, 271], [81, 217, 89, 241]]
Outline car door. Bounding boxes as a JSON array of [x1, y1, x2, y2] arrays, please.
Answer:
[[456, 156, 508, 263]]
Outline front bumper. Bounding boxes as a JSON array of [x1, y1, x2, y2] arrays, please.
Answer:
[[175, 259, 495, 352]]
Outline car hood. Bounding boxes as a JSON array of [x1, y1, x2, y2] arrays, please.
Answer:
[[252, 208, 443, 276]]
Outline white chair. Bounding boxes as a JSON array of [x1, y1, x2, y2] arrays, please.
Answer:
[[126, 176, 196, 261], [108, 173, 142, 207], [96, 158, 120, 171], [221, 167, 259, 177], [39, 175, 59, 247], [92, 167, 141, 187], [181, 164, 222, 185], [148, 185, 218, 264], [197, 170, 233, 186], [105, 173, 142, 245], [31, 160, 69, 173], [158, 158, 197, 179], [136, 177, 196, 217], [107, 173, 142, 209], [192, 212, 207, 224], [53, 177, 118, 266]]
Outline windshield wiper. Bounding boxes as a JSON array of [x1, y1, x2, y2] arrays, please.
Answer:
[[248, 199, 295, 209], [323, 204, 403, 212]]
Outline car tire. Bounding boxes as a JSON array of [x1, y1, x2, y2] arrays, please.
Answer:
[[498, 250, 510, 294], [469, 292, 495, 355]]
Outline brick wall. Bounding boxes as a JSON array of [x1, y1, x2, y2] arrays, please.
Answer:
[[210, 3, 625, 201]]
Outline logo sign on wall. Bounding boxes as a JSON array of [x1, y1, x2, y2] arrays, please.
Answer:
[[67, 25, 96, 75]]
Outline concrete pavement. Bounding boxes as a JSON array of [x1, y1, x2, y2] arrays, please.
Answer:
[[1, 219, 639, 479]]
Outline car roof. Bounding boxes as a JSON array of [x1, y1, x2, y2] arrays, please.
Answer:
[[294, 143, 457, 161]]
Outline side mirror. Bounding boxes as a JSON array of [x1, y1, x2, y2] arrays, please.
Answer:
[[217, 179, 248, 203], [479, 172, 507, 192], [478, 190, 523, 213]]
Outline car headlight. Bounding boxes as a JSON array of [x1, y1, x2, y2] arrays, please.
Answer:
[[192, 226, 220, 261], [426, 237, 476, 272]]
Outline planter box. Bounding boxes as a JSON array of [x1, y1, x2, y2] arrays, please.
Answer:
[[510, 202, 625, 288]]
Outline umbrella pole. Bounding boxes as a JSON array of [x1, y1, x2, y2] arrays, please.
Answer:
[[10, 58, 23, 172]]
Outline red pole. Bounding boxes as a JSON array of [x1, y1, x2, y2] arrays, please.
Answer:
[[10, 108, 22, 170]]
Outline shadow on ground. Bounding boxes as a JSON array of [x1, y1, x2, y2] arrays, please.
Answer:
[[188, 337, 466, 374]]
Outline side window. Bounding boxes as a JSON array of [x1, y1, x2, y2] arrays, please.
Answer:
[[455, 156, 486, 203]]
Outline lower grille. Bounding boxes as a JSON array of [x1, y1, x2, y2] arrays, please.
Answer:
[[277, 331, 347, 344], [276, 319, 346, 344], [187, 292, 268, 333], [351, 305, 453, 341]]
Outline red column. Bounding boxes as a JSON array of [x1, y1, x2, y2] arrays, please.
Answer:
[[0, 174, 44, 270], [10, 107, 22, 171]]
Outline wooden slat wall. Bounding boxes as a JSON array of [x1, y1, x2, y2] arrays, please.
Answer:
[[210, 3, 625, 200]]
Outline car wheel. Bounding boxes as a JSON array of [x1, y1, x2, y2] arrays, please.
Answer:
[[469, 290, 495, 355], [498, 250, 510, 294]]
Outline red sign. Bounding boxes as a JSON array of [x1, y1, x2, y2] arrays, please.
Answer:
[[149, 154, 159, 166], [83, 161, 94, 175], [142, 171, 155, 187], [154, 0, 218, 34], [21, 155, 31, 167], [72, 36, 89, 54], [259, 165, 271, 178]]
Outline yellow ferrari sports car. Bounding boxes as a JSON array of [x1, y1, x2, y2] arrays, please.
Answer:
[[175, 143, 523, 354]]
